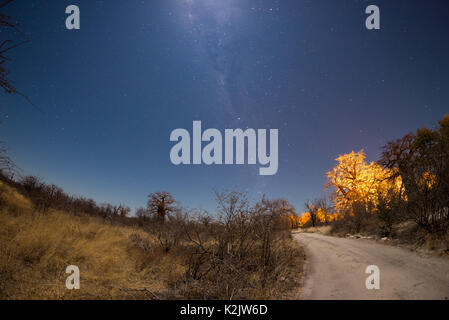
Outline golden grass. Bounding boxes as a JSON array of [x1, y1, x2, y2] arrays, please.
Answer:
[[0, 181, 305, 299], [0, 181, 182, 299], [294, 225, 332, 235]]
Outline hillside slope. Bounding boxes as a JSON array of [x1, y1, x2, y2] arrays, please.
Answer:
[[0, 180, 182, 299]]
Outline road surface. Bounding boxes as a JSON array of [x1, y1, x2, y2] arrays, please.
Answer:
[[294, 232, 449, 299]]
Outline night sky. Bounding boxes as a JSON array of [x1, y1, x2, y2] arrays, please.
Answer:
[[0, 0, 448, 213]]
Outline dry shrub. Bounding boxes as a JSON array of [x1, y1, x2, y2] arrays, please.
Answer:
[[0, 182, 304, 299], [170, 192, 304, 299]]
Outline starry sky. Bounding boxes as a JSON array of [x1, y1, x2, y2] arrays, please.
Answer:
[[0, 0, 448, 213]]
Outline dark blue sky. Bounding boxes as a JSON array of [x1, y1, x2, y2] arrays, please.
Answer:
[[0, 0, 448, 213]]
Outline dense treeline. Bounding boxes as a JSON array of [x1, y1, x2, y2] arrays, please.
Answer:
[[380, 115, 449, 235]]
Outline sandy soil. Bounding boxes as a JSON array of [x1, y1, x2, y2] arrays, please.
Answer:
[[294, 232, 449, 300]]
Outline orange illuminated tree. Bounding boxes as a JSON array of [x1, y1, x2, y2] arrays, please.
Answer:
[[325, 150, 398, 215]]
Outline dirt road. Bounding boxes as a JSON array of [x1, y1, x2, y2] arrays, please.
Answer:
[[294, 232, 449, 299]]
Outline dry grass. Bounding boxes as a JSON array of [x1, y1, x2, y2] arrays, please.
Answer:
[[294, 226, 331, 235], [0, 181, 304, 299], [0, 181, 181, 299]]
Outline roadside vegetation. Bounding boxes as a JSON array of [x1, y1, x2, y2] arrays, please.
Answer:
[[0, 171, 304, 299], [289, 115, 449, 254]]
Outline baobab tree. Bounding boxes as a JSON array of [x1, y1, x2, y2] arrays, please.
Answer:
[[147, 191, 176, 223]]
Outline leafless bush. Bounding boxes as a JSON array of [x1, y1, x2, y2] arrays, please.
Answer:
[[129, 233, 153, 253], [141, 208, 187, 254], [172, 192, 298, 299]]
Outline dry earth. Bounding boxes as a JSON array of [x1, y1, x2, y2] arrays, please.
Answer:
[[294, 232, 449, 299]]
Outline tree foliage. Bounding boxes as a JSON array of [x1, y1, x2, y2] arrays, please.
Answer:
[[380, 114, 449, 233], [325, 150, 399, 215]]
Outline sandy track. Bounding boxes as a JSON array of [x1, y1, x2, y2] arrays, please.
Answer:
[[294, 232, 449, 300]]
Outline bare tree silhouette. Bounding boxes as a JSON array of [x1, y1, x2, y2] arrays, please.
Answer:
[[0, 142, 19, 178], [0, 0, 40, 111], [147, 191, 177, 223]]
